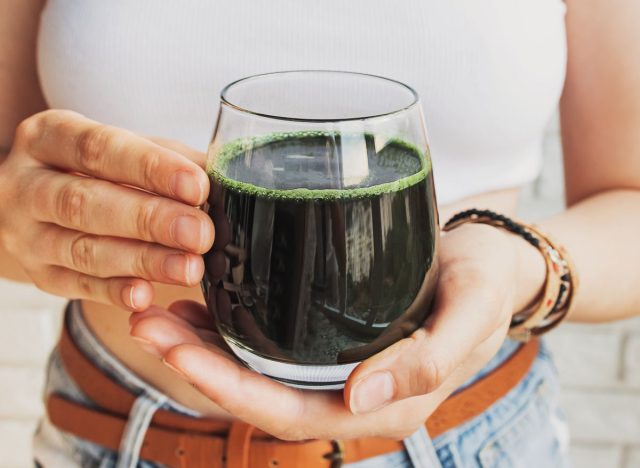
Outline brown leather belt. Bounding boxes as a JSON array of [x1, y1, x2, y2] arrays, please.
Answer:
[[47, 321, 539, 468]]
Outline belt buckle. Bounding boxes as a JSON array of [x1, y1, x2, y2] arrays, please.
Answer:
[[323, 440, 344, 468]]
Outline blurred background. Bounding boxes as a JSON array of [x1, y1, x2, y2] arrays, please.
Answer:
[[0, 117, 639, 467]]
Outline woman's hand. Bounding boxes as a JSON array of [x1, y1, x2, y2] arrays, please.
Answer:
[[130, 223, 544, 440], [0, 110, 214, 310]]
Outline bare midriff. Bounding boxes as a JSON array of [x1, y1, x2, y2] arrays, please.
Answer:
[[82, 188, 520, 418]]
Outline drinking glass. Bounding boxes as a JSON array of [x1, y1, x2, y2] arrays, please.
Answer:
[[202, 70, 439, 389]]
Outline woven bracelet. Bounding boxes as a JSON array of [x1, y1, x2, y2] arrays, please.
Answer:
[[443, 209, 578, 342]]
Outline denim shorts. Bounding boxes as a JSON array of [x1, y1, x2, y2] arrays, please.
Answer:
[[33, 301, 570, 468]]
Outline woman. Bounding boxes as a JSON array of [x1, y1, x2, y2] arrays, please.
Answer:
[[1, 0, 638, 466]]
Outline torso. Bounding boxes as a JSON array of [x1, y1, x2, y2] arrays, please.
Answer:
[[38, 0, 566, 205], [37, 0, 567, 416]]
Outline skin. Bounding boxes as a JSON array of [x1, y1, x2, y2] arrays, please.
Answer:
[[1, 0, 639, 441]]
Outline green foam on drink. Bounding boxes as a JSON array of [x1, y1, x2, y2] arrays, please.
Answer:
[[207, 131, 431, 201]]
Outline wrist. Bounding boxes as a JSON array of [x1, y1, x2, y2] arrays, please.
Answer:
[[443, 221, 546, 314], [443, 209, 576, 339], [507, 229, 547, 314]]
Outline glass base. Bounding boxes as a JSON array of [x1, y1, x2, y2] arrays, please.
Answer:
[[226, 341, 359, 390]]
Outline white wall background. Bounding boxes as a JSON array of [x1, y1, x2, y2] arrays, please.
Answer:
[[0, 118, 639, 467]]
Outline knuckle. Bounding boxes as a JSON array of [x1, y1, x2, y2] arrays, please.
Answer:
[[76, 125, 112, 172], [14, 114, 45, 149], [15, 110, 81, 150], [413, 353, 448, 394], [413, 360, 438, 394], [76, 273, 93, 296], [69, 234, 96, 272], [31, 267, 57, 294], [133, 244, 156, 278], [0, 228, 18, 255], [28, 172, 54, 218], [31, 273, 48, 293], [140, 152, 161, 189], [56, 179, 91, 227], [0, 229, 21, 262], [136, 199, 161, 241]]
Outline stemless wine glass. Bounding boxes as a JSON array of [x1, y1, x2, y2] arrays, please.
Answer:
[[202, 70, 439, 390]]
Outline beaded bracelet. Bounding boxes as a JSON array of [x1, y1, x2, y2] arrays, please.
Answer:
[[443, 209, 578, 342]]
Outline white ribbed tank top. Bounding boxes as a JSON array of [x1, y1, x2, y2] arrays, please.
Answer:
[[37, 0, 567, 204]]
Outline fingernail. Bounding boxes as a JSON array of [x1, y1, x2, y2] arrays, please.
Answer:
[[170, 171, 202, 204], [350, 371, 396, 415], [171, 215, 204, 251], [163, 254, 189, 283], [162, 358, 189, 381], [188, 256, 203, 285], [131, 336, 161, 358], [125, 285, 146, 310]]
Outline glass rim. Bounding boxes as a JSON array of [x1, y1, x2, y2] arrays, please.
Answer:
[[219, 70, 420, 123]]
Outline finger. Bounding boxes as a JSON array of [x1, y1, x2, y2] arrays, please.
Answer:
[[204, 250, 227, 283], [233, 306, 289, 359], [130, 306, 230, 357], [345, 266, 510, 414], [130, 304, 199, 329], [34, 265, 153, 310], [34, 224, 204, 286], [130, 307, 209, 355], [163, 343, 330, 439], [21, 110, 208, 205], [29, 169, 214, 253], [147, 136, 206, 168], [129, 300, 214, 331], [165, 300, 280, 357], [167, 300, 215, 330]]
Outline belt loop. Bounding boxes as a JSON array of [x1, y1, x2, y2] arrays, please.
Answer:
[[323, 440, 344, 468], [226, 421, 256, 468], [403, 426, 443, 468], [115, 391, 167, 468]]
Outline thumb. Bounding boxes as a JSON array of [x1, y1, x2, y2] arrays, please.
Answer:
[[344, 275, 508, 415]]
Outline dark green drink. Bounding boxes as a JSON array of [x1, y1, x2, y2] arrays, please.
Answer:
[[203, 132, 439, 388]]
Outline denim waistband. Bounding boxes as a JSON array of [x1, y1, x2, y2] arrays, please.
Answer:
[[37, 301, 552, 468]]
